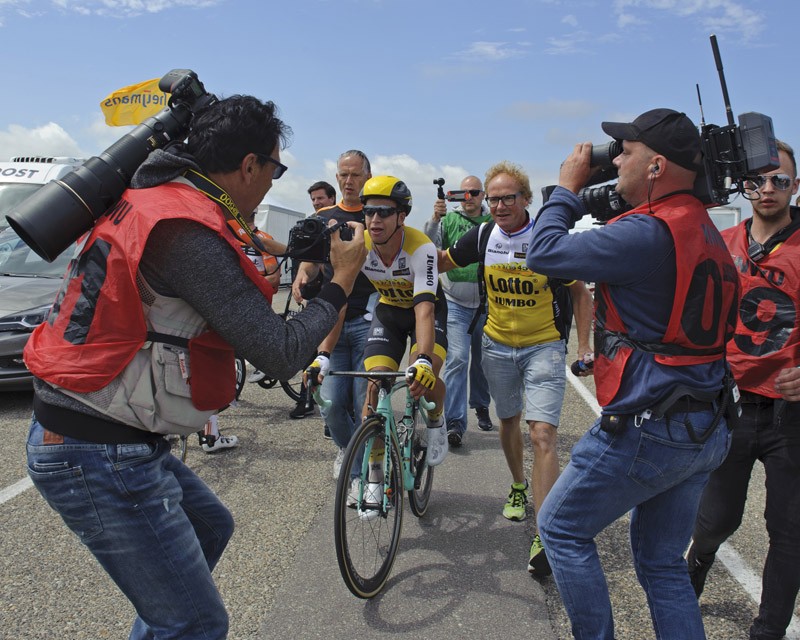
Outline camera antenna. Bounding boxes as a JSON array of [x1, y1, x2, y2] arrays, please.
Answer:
[[696, 84, 706, 128], [710, 34, 735, 127]]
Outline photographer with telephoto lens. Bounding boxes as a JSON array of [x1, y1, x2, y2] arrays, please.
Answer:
[[24, 95, 365, 639], [527, 108, 739, 639]]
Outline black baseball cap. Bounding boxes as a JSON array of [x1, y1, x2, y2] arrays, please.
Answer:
[[601, 108, 701, 171]]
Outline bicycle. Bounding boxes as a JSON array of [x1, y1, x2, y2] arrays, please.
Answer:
[[312, 369, 436, 598]]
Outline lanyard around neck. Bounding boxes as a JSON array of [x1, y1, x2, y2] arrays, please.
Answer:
[[182, 169, 267, 253]]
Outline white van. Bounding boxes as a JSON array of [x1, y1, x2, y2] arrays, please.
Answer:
[[0, 156, 84, 228]]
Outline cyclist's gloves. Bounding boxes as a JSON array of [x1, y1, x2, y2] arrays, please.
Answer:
[[306, 352, 330, 385], [406, 355, 436, 391]]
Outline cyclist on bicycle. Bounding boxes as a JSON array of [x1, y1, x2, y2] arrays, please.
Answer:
[[308, 176, 449, 467]]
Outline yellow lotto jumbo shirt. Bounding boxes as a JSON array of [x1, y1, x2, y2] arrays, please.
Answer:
[[450, 219, 570, 348], [362, 226, 438, 309]]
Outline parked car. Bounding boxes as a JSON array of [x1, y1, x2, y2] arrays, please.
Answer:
[[0, 157, 83, 390], [0, 225, 72, 390]]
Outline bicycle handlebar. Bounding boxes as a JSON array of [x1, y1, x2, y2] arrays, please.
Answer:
[[310, 369, 436, 412]]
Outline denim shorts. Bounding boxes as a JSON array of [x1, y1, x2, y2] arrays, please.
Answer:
[[481, 335, 566, 424]]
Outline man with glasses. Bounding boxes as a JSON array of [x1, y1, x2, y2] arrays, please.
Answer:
[[24, 95, 367, 638], [527, 109, 739, 639], [424, 175, 494, 448], [439, 161, 592, 575], [293, 150, 378, 481], [689, 139, 800, 640]]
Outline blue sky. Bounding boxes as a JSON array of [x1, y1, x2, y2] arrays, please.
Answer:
[[0, 0, 796, 231]]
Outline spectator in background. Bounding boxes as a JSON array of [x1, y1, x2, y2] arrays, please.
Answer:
[[424, 175, 494, 448], [308, 180, 336, 211], [689, 140, 800, 640], [293, 150, 377, 481]]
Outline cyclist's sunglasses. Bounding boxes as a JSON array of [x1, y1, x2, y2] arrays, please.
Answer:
[[744, 174, 794, 191], [363, 205, 400, 219]]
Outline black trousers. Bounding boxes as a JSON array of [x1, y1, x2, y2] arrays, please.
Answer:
[[692, 399, 800, 640]]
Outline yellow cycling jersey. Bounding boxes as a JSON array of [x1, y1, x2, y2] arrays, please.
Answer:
[[363, 226, 438, 309], [449, 218, 573, 348]]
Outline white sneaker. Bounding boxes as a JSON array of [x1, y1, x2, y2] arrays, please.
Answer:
[[202, 434, 239, 453], [247, 369, 266, 383], [346, 477, 360, 508], [333, 448, 345, 480], [425, 424, 449, 466], [357, 482, 383, 521]]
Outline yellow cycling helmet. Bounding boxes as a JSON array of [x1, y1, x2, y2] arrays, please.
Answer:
[[359, 175, 413, 213]]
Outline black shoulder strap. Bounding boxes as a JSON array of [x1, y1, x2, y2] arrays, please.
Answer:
[[468, 221, 495, 334]]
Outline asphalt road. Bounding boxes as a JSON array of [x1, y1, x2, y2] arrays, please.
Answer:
[[1, 298, 797, 639]]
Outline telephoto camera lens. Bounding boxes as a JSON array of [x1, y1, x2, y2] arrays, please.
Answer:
[[590, 140, 622, 167]]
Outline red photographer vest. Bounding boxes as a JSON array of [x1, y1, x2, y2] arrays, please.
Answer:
[[25, 182, 274, 395], [722, 221, 800, 398], [594, 194, 738, 407]]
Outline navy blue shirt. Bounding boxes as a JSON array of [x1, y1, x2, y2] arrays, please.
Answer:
[[528, 187, 726, 414]]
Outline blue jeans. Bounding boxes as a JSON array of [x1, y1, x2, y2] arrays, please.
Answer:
[[693, 400, 800, 640], [26, 419, 233, 640], [481, 335, 566, 425], [321, 314, 370, 450], [442, 300, 490, 435], [539, 410, 731, 640]]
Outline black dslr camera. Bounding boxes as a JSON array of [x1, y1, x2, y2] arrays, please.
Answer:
[[284, 217, 353, 263], [542, 35, 779, 223], [7, 69, 218, 262]]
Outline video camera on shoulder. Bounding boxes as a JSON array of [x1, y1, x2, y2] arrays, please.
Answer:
[[542, 35, 779, 224], [284, 217, 353, 263]]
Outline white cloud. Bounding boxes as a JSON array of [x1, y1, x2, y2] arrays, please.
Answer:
[[451, 41, 526, 62], [612, 0, 764, 40], [0, 122, 83, 160], [543, 32, 592, 55], [562, 14, 578, 27], [51, 0, 220, 17]]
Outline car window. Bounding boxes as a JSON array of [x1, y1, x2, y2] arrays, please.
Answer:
[[0, 183, 42, 229], [0, 226, 72, 277]]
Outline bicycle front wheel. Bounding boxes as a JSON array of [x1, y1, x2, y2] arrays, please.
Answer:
[[407, 412, 434, 517], [334, 416, 403, 598]]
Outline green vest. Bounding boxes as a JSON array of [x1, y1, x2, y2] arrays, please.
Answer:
[[442, 209, 491, 283]]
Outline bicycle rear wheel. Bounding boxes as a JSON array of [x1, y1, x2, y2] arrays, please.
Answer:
[[334, 416, 403, 598], [407, 409, 434, 517]]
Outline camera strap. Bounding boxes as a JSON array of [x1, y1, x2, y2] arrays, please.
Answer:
[[182, 169, 268, 254]]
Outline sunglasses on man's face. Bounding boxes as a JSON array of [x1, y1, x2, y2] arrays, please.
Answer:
[[256, 153, 288, 180], [363, 205, 400, 219], [744, 174, 794, 191]]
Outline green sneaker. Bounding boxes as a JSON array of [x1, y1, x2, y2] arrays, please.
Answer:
[[502, 480, 530, 521], [528, 534, 552, 576]]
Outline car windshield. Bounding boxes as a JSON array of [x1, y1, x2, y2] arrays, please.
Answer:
[[0, 226, 72, 277], [0, 183, 42, 229]]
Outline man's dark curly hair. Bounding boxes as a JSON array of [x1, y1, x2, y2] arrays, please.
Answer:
[[186, 95, 292, 174]]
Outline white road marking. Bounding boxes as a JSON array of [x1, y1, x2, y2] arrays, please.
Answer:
[[566, 368, 800, 638]]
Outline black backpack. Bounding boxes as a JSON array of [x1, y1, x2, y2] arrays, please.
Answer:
[[469, 221, 574, 345]]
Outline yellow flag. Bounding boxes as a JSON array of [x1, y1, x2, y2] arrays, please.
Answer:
[[100, 78, 169, 126]]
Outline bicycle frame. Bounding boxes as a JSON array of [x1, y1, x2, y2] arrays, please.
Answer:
[[314, 371, 434, 510]]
